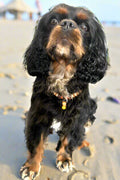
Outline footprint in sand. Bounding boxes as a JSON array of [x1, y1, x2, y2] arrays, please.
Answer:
[[81, 145, 96, 158], [82, 159, 89, 167], [104, 136, 114, 144], [68, 169, 90, 180], [103, 119, 118, 124], [91, 177, 97, 180]]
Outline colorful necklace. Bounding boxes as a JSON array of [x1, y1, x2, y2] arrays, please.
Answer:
[[53, 90, 82, 110]]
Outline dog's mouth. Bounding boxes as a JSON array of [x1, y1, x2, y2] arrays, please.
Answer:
[[54, 38, 73, 59], [46, 25, 85, 63]]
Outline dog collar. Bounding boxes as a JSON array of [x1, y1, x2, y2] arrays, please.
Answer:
[[53, 90, 82, 110]]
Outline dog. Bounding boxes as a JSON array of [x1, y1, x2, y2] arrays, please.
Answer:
[[20, 4, 108, 180]]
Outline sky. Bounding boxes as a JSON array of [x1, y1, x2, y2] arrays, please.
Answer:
[[1, 0, 120, 22]]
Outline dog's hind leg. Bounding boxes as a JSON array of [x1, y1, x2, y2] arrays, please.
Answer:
[[78, 140, 89, 150]]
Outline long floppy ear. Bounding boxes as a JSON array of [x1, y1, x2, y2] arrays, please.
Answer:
[[23, 19, 50, 77], [76, 17, 109, 83]]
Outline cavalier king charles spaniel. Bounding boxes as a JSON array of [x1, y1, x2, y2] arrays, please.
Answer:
[[20, 4, 108, 180]]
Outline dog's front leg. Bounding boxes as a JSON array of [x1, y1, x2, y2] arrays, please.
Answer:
[[20, 117, 50, 180], [56, 121, 86, 173], [56, 137, 74, 173], [20, 134, 43, 180]]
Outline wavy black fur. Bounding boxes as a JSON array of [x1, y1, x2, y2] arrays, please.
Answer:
[[23, 3, 108, 174]]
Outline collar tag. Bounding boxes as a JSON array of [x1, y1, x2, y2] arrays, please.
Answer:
[[62, 100, 67, 110]]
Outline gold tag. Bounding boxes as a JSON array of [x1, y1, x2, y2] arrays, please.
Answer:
[[62, 101, 67, 110]]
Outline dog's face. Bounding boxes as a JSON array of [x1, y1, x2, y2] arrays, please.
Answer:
[[24, 4, 108, 83], [40, 4, 93, 63], [46, 6, 86, 62]]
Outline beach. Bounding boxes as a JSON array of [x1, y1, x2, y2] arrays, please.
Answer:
[[0, 20, 120, 180]]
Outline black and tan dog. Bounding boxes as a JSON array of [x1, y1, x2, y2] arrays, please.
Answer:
[[20, 4, 108, 180]]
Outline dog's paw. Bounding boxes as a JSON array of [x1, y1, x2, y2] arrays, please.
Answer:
[[20, 163, 41, 180], [56, 159, 74, 173]]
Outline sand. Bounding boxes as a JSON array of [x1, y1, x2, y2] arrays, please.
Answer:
[[0, 20, 120, 180]]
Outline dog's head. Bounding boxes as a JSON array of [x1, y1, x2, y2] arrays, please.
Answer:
[[24, 4, 108, 83]]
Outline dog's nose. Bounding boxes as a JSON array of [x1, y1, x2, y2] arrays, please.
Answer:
[[60, 20, 76, 31]]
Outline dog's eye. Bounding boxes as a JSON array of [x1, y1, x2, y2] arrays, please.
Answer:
[[80, 23, 88, 32], [51, 19, 58, 25]]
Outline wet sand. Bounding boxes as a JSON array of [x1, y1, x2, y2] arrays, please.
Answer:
[[0, 20, 120, 180]]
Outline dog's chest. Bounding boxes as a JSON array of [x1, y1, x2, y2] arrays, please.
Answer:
[[48, 61, 76, 97]]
